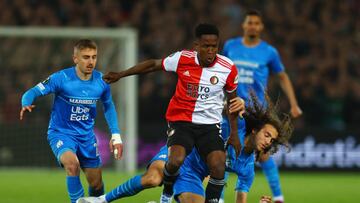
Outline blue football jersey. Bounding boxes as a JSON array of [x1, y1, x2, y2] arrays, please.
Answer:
[[223, 37, 285, 105], [30, 67, 119, 140], [221, 117, 255, 192]]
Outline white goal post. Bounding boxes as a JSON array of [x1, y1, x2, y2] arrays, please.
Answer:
[[0, 27, 138, 172]]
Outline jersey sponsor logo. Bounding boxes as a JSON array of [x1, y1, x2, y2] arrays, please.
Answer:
[[70, 106, 90, 121], [239, 77, 254, 84], [234, 60, 259, 69], [210, 76, 219, 85], [238, 68, 254, 84], [69, 98, 97, 105], [186, 83, 210, 100], [158, 154, 167, 159]]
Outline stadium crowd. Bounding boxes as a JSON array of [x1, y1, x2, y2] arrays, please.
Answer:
[[0, 0, 359, 132]]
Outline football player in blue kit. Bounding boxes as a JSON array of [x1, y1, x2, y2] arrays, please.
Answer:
[[222, 9, 302, 203], [77, 95, 292, 203], [20, 39, 123, 203], [173, 93, 293, 203]]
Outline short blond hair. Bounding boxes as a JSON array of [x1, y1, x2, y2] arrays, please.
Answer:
[[74, 39, 97, 52]]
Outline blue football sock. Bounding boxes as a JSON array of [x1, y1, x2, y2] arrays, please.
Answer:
[[260, 156, 282, 197], [105, 175, 143, 202], [66, 176, 84, 203], [89, 182, 104, 197]]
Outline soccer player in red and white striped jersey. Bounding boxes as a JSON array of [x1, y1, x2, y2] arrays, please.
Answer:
[[103, 23, 243, 203]]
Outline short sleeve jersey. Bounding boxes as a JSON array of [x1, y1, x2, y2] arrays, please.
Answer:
[[35, 67, 115, 140], [223, 37, 284, 105], [162, 50, 238, 124]]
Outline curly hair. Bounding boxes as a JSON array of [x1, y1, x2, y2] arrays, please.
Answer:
[[243, 92, 293, 155]]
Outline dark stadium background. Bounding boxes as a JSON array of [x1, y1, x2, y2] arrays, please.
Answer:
[[0, 0, 359, 181], [0, 1, 359, 203]]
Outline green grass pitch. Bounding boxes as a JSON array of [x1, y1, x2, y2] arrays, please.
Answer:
[[0, 169, 358, 203]]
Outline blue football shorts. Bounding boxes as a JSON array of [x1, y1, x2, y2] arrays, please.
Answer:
[[48, 133, 101, 168], [173, 148, 209, 200], [147, 145, 168, 168]]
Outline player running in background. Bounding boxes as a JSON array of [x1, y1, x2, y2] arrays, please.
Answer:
[[172, 93, 293, 203], [221, 10, 302, 203], [20, 39, 123, 203], [102, 23, 241, 203]]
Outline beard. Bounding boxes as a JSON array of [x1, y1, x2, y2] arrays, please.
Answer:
[[248, 34, 257, 40]]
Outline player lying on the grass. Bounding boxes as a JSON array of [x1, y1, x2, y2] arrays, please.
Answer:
[[77, 94, 292, 203], [76, 97, 244, 203], [222, 9, 302, 203], [172, 93, 293, 203]]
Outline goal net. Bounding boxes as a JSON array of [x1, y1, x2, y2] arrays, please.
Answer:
[[0, 27, 138, 172]]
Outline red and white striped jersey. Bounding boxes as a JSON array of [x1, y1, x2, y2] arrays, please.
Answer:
[[161, 50, 238, 124]]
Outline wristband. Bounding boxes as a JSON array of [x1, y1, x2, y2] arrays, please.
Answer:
[[111, 133, 122, 144]]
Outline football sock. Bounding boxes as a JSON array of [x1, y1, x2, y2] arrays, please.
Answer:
[[88, 182, 104, 197], [66, 176, 84, 203], [162, 165, 179, 196], [261, 156, 282, 197], [105, 175, 143, 202], [205, 177, 225, 203]]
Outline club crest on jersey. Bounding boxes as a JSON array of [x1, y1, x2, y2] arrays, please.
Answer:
[[210, 76, 219, 85]]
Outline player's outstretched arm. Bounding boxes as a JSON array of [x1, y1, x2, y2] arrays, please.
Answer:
[[226, 91, 241, 156], [277, 72, 303, 118], [104, 104, 123, 160], [101, 84, 124, 160], [103, 59, 162, 83], [20, 86, 42, 120]]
